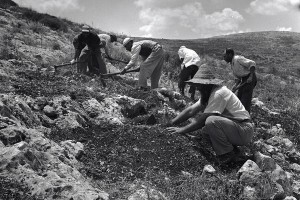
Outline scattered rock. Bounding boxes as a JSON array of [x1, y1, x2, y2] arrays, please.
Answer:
[[43, 105, 59, 119], [254, 152, 276, 171], [241, 186, 257, 200], [201, 165, 216, 178], [60, 140, 84, 160]]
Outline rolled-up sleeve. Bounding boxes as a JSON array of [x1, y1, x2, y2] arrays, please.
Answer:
[[238, 57, 256, 69], [126, 44, 141, 69]]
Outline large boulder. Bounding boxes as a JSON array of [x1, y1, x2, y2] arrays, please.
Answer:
[[237, 160, 262, 186], [0, 126, 26, 146], [254, 152, 277, 171], [0, 127, 109, 200], [115, 95, 147, 118]]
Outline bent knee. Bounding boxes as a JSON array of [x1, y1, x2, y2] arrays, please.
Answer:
[[205, 115, 222, 126]]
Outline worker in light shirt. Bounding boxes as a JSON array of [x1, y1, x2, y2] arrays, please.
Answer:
[[178, 46, 201, 100], [223, 48, 257, 113], [121, 38, 164, 90], [98, 33, 117, 60], [166, 64, 253, 165]]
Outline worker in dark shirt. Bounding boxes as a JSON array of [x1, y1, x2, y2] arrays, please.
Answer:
[[71, 25, 107, 75]]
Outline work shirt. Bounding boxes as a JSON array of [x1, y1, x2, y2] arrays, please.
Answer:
[[73, 32, 100, 59], [231, 55, 256, 78], [98, 34, 110, 44], [203, 86, 250, 121], [98, 33, 113, 56], [178, 46, 201, 70], [126, 40, 158, 69]]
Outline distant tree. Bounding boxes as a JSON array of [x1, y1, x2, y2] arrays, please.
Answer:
[[0, 0, 18, 9]]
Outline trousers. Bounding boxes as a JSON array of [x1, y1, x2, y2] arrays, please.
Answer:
[[237, 73, 257, 113], [78, 46, 107, 75], [201, 116, 254, 156], [138, 45, 164, 89], [178, 65, 199, 96]]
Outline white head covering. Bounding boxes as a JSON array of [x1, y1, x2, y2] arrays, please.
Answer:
[[82, 25, 90, 33], [178, 46, 186, 59], [123, 37, 133, 46]]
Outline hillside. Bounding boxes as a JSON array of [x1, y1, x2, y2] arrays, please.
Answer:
[[1, 1, 300, 200]]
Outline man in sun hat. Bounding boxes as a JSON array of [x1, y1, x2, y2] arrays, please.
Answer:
[[121, 38, 164, 90], [177, 46, 201, 100], [166, 63, 254, 165], [223, 48, 257, 113], [71, 25, 107, 75]]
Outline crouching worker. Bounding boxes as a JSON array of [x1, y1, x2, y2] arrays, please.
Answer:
[[121, 38, 164, 90], [166, 64, 254, 165], [71, 25, 107, 75]]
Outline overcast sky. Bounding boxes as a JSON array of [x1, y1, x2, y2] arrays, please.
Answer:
[[14, 0, 300, 39]]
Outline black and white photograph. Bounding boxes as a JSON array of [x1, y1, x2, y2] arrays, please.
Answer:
[[0, 0, 300, 199]]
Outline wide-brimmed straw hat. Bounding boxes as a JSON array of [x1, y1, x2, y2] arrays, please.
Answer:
[[185, 64, 224, 85]]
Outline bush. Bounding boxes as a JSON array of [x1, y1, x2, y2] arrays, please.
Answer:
[[28, 22, 47, 34], [2, 34, 13, 47], [21, 35, 37, 46], [22, 8, 43, 22], [40, 17, 68, 32], [52, 42, 61, 50], [0, 47, 11, 60], [0, 0, 18, 9], [21, 8, 68, 32]]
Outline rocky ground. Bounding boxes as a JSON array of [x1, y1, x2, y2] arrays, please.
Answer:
[[1, 65, 300, 199]]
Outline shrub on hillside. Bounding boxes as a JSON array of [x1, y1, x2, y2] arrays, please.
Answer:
[[0, 47, 11, 60], [0, 0, 18, 9], [21, 35, 38, 46], [28, 22, 47, 34], [21, 8, 68, 32], [2, 34, 13, 47], [0, 18, 9, 26], [40, 17, 68, 32], [22, 8, 43, 22], [52, 42, 61, 50]]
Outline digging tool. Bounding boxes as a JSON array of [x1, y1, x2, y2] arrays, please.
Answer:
[[104, 56, 128, 64], [100, 67, 140, 78], [53, 61, 85, 72]]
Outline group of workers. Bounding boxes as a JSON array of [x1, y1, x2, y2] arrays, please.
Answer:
[[71, 25, 257, 165]]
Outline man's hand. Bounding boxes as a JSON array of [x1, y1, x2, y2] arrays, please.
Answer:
[[120, 68, 127, 75], [70, 59, 76, 64], [166, 127, 184, 135]]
